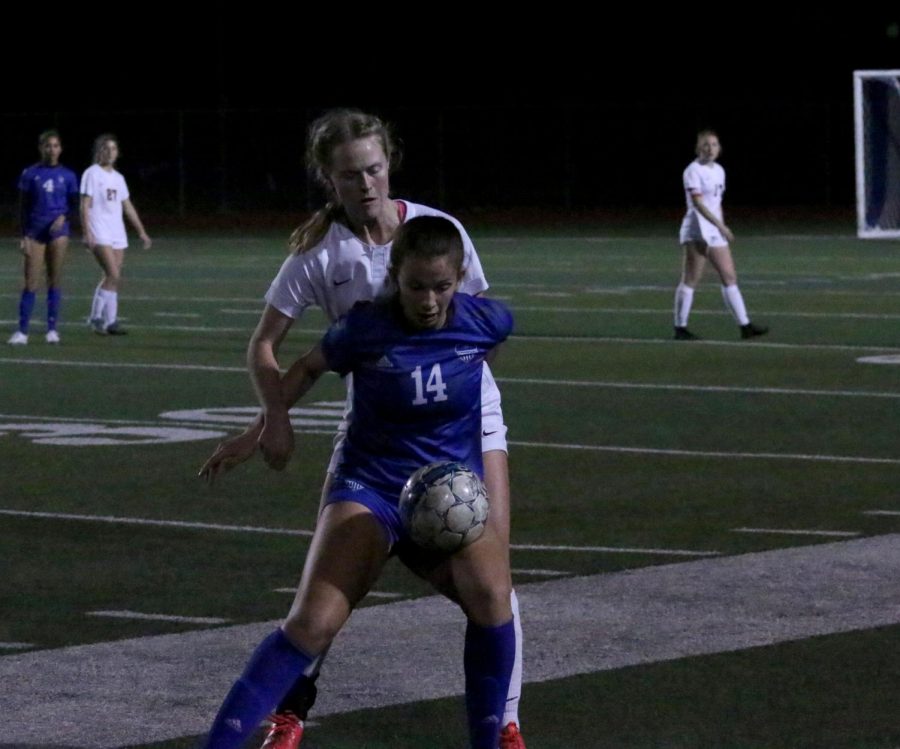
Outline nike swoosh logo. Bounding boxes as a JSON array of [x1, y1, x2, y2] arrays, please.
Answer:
[[482, 430, 498, 437], [333, 278, 352, 286]]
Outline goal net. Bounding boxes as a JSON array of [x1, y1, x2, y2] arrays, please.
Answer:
[[854, 70, 900, 238]]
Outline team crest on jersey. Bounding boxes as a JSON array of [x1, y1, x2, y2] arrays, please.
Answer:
[[375, 354, 394, 369], [455, 346, 481, 362]]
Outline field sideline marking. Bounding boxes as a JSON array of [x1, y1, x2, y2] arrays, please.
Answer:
[[514, 306, 900, 321], [0, 509, 715, 557], [4, 356, 900, 401], [1, 413, 896, 465], [863, 510, 900, 517], [511, 440, 900, 466], [86, 611, 229, 625], [731, 527, 861, 538], [0, 642, 35, 650], [0, 510, 315, 538], [511, 568, 570, 576]]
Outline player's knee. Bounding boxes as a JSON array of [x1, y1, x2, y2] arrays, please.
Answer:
[[282, 610, 341, 654], [459, 577, 512, 626]]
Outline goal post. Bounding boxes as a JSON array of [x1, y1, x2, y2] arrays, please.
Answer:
[[854, 70, 900, 238]]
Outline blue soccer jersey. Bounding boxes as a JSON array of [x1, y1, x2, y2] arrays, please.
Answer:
[[321, 293, 513, 500], [18, 163, 79, 238]]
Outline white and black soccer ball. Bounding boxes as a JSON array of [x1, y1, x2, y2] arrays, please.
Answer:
[[399, 461, 489, 553]]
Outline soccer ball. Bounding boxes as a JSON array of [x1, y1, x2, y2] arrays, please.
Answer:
[[399, 461, 489, 553]]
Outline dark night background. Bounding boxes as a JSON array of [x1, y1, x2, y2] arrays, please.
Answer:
[[2, 13, 898, 227]]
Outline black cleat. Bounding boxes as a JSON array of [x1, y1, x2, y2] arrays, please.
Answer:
[[740, 322, 768, 339], [105, 323, 129, 336], [674, 326, 700, 340]]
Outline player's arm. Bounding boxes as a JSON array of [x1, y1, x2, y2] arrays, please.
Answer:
[[199, 305, 296, 483], [122, 199, 152, 249], [690, 192, 734, 243], [80, 195, 96, 248], [17, 190, 31, 251], [255, 343, 328, 472]]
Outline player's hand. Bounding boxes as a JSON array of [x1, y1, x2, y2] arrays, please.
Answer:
[[140, 234, 152, 250], [259, 408, 294, 471], [722, 225, 735, 243], [198, 430, 259, 485], [50, 215, 66, 233], [83, 232, 96, 250]]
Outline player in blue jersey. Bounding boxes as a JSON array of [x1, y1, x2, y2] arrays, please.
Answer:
[[200, 109, 527, 749], [200, 217, 516, 749], [8, 130, 79, 345]]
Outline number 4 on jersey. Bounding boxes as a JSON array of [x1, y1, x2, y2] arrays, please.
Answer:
[[411, 364, 448, 405]]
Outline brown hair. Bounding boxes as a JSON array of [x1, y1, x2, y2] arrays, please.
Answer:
[[388, 216, 465, 283], [289, 109, 400, 253], [38, 129, 61, 148], [92, 133, 119, 164]]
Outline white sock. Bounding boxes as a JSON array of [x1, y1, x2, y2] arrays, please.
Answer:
[[90, 285, 106, 322], [721, 284, 750, 326], [674, 283, 694, 327], [102, 290, 118, 327], [502, 588, 523, 727]]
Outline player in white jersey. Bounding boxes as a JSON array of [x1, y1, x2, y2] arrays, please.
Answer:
[[80, 134, 151, 336], [673, 130, 767, 340], [200, 109, 527, 749]]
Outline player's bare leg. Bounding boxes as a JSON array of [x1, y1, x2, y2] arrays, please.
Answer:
[[674, 241, 706, 339], [44, 236, 68, 341], [706, 245, 768, 339], [89, 245, 125, 334], [203, 502, 390, 749], [9, 239, 46, 344]]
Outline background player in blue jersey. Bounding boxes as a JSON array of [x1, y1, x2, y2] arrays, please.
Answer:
[[200, 217, 516, 749], [8, 130, 79, 345], [200, 109, 527, 749]]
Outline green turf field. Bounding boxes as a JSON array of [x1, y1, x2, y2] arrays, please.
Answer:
[[2, 225, 899, 748]]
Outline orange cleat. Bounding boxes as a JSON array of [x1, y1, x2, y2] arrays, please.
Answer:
[[499, 721, 526, 749], [260, 712, 303, 749]]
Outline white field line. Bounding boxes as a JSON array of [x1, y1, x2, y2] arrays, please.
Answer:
[[497, 378, 900, 400], [3, 355, 900, 402], [2, 412, 892, 466], [153, 312, 202, 318], [0, 510, 315, 538], [86, 611, 229, 625], [0, 642, 36, 650], [509, 335, 900, 353], [508, 542, 718, 557], [0, 509, 714, 557], [731, 527, 862, 538], [0, 413, 337, 434], [863, 510, 900, 517], [513, 306, 900, 320], [510, 440, 900, 466], [510, 568, 569, 577]]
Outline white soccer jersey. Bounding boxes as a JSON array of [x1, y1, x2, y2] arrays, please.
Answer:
[[679, 160, 727, 245], [265, 200, 488, 324], [80, 164, 130, 249]]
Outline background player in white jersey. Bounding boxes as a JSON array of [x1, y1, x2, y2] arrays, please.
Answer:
[[200, 109, 527, 749], [8, 130, 79, 345], [80, 134, 152, 336], [200, 217, 516, 749], [673, 130, 768, 340]]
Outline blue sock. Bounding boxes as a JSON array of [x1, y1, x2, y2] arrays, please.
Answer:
[[47, 287, 61, 331], [464, 619, 516, 749], [202, 629, 316, 749], [18, 290, 36, 334]]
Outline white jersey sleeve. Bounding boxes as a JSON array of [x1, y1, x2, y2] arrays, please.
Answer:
[[264, 249, 326, 321]]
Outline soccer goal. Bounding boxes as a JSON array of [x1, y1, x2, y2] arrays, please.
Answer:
[[854, 70, 900, 238]]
